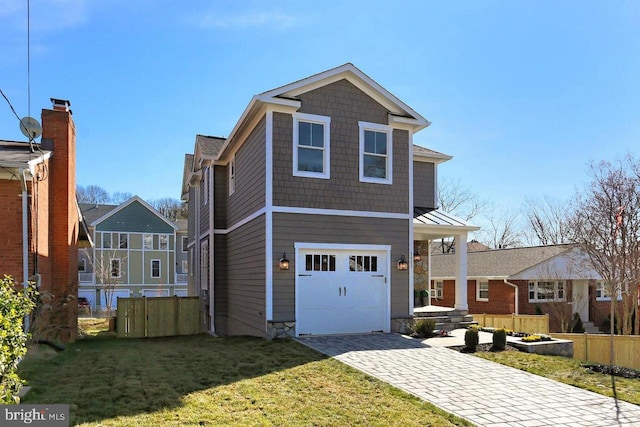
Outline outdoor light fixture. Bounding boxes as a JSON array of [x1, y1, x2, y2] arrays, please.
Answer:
[[279, 252, 290, 270], [397, 255, 408, 271], [413, 253, 422, 262]]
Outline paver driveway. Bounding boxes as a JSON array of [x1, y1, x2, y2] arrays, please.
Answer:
[[297, 333, 640, 427]]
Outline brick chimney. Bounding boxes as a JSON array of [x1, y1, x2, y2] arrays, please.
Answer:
[[40, 99, 79, 343]]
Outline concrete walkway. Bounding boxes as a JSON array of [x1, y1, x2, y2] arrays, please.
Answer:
[[297, 332, 640, 427]]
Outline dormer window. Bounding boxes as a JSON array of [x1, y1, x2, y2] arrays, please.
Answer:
[[293, 113, 330, 179], [359, 122, 392, 184]]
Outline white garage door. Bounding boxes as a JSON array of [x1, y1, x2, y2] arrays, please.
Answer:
[[296, 248, 389, 335]]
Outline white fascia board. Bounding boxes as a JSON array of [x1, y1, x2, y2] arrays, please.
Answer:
[[413, 153, 453, 165]]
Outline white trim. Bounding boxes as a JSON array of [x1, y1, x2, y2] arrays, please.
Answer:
[[214, 208, 267, 235], [528, 280, 566, 303], [265, 109, 274, 323], [359, 121, 393, 185], [292, 112, 331, 179], [273, 206, 410, 219], [229, 154, 236, 196], [408, 130, 415, 315], [141, 288, 170, 297]]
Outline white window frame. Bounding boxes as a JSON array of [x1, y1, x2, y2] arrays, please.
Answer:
[[78, 258, 86, 272], [432, 281, 444, 299], [159, 235, 168, 250], [203, 166, 209, 205], [110, 258, 121, 278], [118, 233, 128, 249], [102, 232, 112, 249], [477, 281, 489, 302], [595, 281, 622, 301], [143, 234, 153, 250], [528, 281, 565, 302], [293, 112, 331, 179], [182, 236, 188, 252], [359, 121, 393, 184], [182, 259, 189, 274], [151, 259, 161, 278], [229, 154, 236, 195]]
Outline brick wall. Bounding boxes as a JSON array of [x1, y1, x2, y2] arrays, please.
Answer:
[[0, 179, 26, 280]]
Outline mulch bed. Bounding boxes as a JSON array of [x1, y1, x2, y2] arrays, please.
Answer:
[[448, 343, 520, 353], [582, 364, 640, 379]]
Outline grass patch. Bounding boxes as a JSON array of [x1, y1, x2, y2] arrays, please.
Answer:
[[475, 351, 640, 405], [19, 332, 470, 426]]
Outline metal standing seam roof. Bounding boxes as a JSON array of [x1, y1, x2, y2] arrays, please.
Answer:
[[413, 207, 478, 228], [430, 244, 573, 279]]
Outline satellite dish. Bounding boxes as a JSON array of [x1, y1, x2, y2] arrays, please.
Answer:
[[19, 116, 42, 140]]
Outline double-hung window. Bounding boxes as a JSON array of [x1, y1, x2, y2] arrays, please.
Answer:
[[477, 281, 489, 302], [293, 113, 330, 179], [595, 281, 622, 300], [359, 122, 392, 184], [110, 259, 121, 278]]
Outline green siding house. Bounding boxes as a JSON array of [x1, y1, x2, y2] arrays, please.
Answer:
[[78, 196, 182, 312]]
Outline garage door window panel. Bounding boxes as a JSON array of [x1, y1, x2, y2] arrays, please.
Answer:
[[305, 254, 336, 272]]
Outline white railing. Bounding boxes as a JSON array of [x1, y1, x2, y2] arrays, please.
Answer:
[[78, 272, 95, 283], [175, 273, 188, 284]]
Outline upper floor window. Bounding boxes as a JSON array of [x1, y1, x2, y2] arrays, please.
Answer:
[[102, 233, 112, 249], [477, 281, 489, 302], [182, 236, 188, 252], [229, 155, 236, 195], [528, 281, 564, 302], [78, 258, 86, 272], [143, 234, 153, 250], [119, 233, 128, 249], [159, 235, 168, 250], [359, 122, 392, 184], [293, 113, 331, 179]]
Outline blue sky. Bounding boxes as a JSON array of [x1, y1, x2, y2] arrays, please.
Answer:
[[2, 1, 639, 220]]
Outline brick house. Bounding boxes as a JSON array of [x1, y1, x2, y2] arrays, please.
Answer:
[[428, 244, 620, 332], [182, 63, 479, 338], [0, 99, 88, 343]]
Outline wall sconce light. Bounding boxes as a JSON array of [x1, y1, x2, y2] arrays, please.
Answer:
[[397, 255, 408, 271], [279, 252, 290, 270], [413, 253, 421, 262]]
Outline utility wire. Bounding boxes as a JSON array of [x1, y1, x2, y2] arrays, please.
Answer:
[[27, 0, 31, 119]]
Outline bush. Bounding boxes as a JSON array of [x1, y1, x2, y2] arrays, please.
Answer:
[[1, 275, 37, 403], [464, 328, 479, 352], [492, 328, 507, 351], [571, 313, 585, 333], [413, 319, 435, 338]]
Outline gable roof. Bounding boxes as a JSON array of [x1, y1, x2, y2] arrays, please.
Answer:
[[214, 63, 431, 162], [79, 203, 118, 225], [430, 244, 574, 279], [80, 196, 178, 231]]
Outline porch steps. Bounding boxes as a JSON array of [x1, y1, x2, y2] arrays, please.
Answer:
[[413, 308, 477, 333], [582, 322, 602, 334]]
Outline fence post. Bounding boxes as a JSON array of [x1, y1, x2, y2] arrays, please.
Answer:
[[512, 313, 516, 331], [584, 332, 588, 362], [174, 295, 179, 336]]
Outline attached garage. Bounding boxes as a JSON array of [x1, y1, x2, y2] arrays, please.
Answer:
[[295, 244, 390, 336]]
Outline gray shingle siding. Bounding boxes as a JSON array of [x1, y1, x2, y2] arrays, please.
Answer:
[[271, 80, 410, 213], [413, 161, 435, 209], [271, 212, 410, 321]]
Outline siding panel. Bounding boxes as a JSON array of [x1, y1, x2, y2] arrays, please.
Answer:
[[272, 213, 410, 322], [413, 161, 435, 209], [272, 80, 410, 213]]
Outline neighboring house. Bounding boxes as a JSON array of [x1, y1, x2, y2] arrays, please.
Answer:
[[175, 218, 189, 292], [78, 196, 184, 311], [182, 63, 478, 338], [0, 98, 88, 343], [429, 244, 617, 332]]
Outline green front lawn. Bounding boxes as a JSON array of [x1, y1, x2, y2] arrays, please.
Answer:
[[475, 351, 640, 405], [19, 321, 470, 426]]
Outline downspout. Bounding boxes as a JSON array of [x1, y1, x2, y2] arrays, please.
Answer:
[[20, 168, 30, 331], [504, 279, 519, 315]]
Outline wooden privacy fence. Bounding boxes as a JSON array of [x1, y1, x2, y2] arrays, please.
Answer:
[[471, 313, 549, 334], [552, 333, 640, 371], [116, 296, 201, 338]]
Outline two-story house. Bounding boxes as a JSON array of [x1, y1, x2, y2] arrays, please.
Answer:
[[78, 196, 183, 312], [182, 63, 478, 338]]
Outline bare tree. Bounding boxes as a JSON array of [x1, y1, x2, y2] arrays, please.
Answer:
[[84, 244, 128, 318], [435, 178, 489, 253], [77, 185, 110, 204], [111, 191, 133, 205], [523, 196, 571, 246], [569, 155, 640, 337], [479, 207, 523, 249], [151, 197, 187, 221]]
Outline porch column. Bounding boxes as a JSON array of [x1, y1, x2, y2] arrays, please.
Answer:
[[454, 232, 468, 311]]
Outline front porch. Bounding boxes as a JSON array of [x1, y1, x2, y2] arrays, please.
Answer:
[[413, 305, 477, 333]]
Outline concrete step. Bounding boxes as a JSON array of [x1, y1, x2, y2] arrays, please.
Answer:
[[582, 322, 602, 334]]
